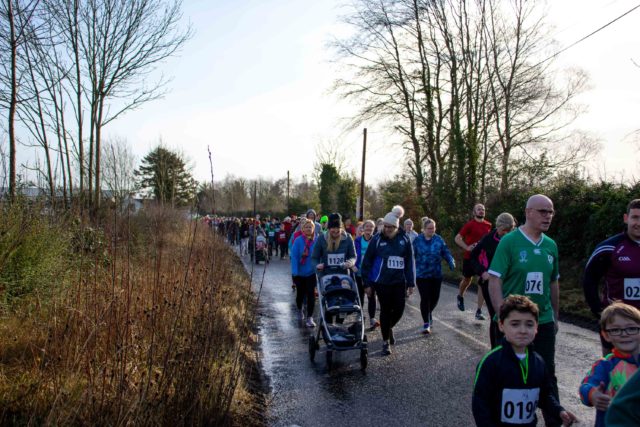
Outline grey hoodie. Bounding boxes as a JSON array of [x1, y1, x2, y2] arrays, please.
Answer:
[[311, 230, 356, 275]]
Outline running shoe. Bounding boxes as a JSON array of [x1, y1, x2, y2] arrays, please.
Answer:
[[305, 317, 316, 328], [389, 328, 396, 345], [422, 323, 431, 334], [381, 342, 391, 356], [299, 309, 305, 321], [457, 295, 465, 311], [369, 318, 380, 329], [475, 309, 486, 320]]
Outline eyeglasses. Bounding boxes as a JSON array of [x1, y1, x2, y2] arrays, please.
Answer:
[[534, 209, 555, 217], [383, 225, 397, 229], [605, 327, 640, 336]]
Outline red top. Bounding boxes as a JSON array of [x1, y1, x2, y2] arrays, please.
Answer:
[[458, 219, 492, 259]]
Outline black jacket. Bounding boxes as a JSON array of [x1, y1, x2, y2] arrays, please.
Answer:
[[472, 338, 564, 427], [469, 229, 501, 282]]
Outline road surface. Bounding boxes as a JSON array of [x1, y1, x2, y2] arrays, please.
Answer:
[[245, 254, 598, 427]]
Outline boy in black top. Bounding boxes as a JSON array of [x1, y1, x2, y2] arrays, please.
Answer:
[[473, 295, 577, 426]]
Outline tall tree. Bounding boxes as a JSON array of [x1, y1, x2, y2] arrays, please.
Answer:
[[0, 0, 41, 201], [135, 146, 196, 207], [318, 163, 340, 214]]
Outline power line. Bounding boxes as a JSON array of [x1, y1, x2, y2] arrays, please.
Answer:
[[535, 2, 640, 67]]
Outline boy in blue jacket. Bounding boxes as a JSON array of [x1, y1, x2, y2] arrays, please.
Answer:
[[473, 295, 577, 426]]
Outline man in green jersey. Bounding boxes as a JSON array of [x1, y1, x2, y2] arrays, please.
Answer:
[[488, 194, 562, 427]]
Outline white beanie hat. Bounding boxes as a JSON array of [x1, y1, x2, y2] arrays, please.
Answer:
[[382, 205, 404, 227]]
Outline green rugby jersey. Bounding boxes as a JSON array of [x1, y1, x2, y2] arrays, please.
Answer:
[[488, 227, 559, 324]]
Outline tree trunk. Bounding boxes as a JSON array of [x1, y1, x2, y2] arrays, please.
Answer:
[[8, 0, 17, 201]]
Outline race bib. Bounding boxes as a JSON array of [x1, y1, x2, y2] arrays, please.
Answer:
[[387, 256, 405, 269], [624, 278, 640, 300], [524, 272, 543, 295], [268, 231, 275, 237], [327, 253, 345, 267], [501, 388, 540, 424]]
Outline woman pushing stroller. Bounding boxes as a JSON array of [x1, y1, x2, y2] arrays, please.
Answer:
[[312, 213, 357, 278]]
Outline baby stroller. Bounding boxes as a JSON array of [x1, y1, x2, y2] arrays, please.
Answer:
[[254, 235, 269, 264], [308, 273, 367, 371]]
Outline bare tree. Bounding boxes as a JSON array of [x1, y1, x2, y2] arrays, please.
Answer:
[[484, 0, 589, 191], [0, 0, 41, 201], [101, 136, 136, 206]]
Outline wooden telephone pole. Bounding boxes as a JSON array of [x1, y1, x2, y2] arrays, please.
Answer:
[[359, 128, 367, 221]]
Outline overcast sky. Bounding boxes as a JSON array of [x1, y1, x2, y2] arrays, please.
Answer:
[[103, 0, 640, 185]]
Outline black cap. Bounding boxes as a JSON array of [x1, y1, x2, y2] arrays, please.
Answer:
[[327, 213, 342, 229]]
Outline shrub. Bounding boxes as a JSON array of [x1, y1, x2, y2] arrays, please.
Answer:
[[0, 202, 72, 311]]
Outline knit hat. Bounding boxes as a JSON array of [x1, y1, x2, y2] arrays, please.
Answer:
[[320, 215, 328, 224], [383, 205, 405, 228], [327, 213, 342, 229]]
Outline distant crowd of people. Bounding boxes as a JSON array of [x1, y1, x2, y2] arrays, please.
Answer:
[[208, 196, 640, 427]]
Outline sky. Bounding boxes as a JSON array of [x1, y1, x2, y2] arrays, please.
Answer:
[[103, 0, 640, 186]]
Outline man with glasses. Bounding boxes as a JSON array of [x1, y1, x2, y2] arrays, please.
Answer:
[[583, 198, 640, 356], [487, 194, 563, 427]]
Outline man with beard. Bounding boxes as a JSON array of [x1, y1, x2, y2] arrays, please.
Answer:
[[583, 198, 640, 356], [455, 203, 492, 319], [488, 194, 563, 427]]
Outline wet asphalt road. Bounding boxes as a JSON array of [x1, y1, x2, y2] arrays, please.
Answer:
[[244, 254, 599, 427]]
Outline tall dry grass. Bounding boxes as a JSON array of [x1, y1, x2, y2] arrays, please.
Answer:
[[0, 204, 264, 426]]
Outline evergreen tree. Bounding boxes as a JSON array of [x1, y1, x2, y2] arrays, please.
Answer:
[[135, 147, 197, 206]]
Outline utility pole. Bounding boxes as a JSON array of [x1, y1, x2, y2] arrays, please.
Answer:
[[359, 128, 367, 221], [287, 170, 290, 215], [208, 146, 216, 215], [253, 181, 257, 218]]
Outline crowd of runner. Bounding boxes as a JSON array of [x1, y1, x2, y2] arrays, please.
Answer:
[[207, 196, 640, 427]]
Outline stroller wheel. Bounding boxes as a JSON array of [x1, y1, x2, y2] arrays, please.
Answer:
[[360, 348, 368, 371], [309, 336, 317, 362], [326, 350, 333, 371]]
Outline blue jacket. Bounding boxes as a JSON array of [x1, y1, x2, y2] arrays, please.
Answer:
[[290, 235, 317, 277], [354, 235, 373, 276], [412, 233, 455, 279], [360, 231, 415, 287], [579, 348, 640, 427]]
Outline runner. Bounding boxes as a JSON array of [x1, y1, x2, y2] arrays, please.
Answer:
[[469, 212, 516, 347], [276, 224, 289, 260], [312, 213, 356, 277], [488, 194, 562, 427], [583, 198, 640, 355], [344, 216, 356, 238], [454, 203, 492, 320], [361, 206, 416, 356], [412, 217, 455, 334], [290, 220, 318, 327], [404, 218, 419, 243], [353, 219, 379, 329]]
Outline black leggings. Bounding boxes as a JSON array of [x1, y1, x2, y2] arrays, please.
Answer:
[[373, 283, 406, 342], [416, 277, 442, 324], [295, 274, 317, 316], [479, 279, 500, 348], [355, 275, 377, 319]]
